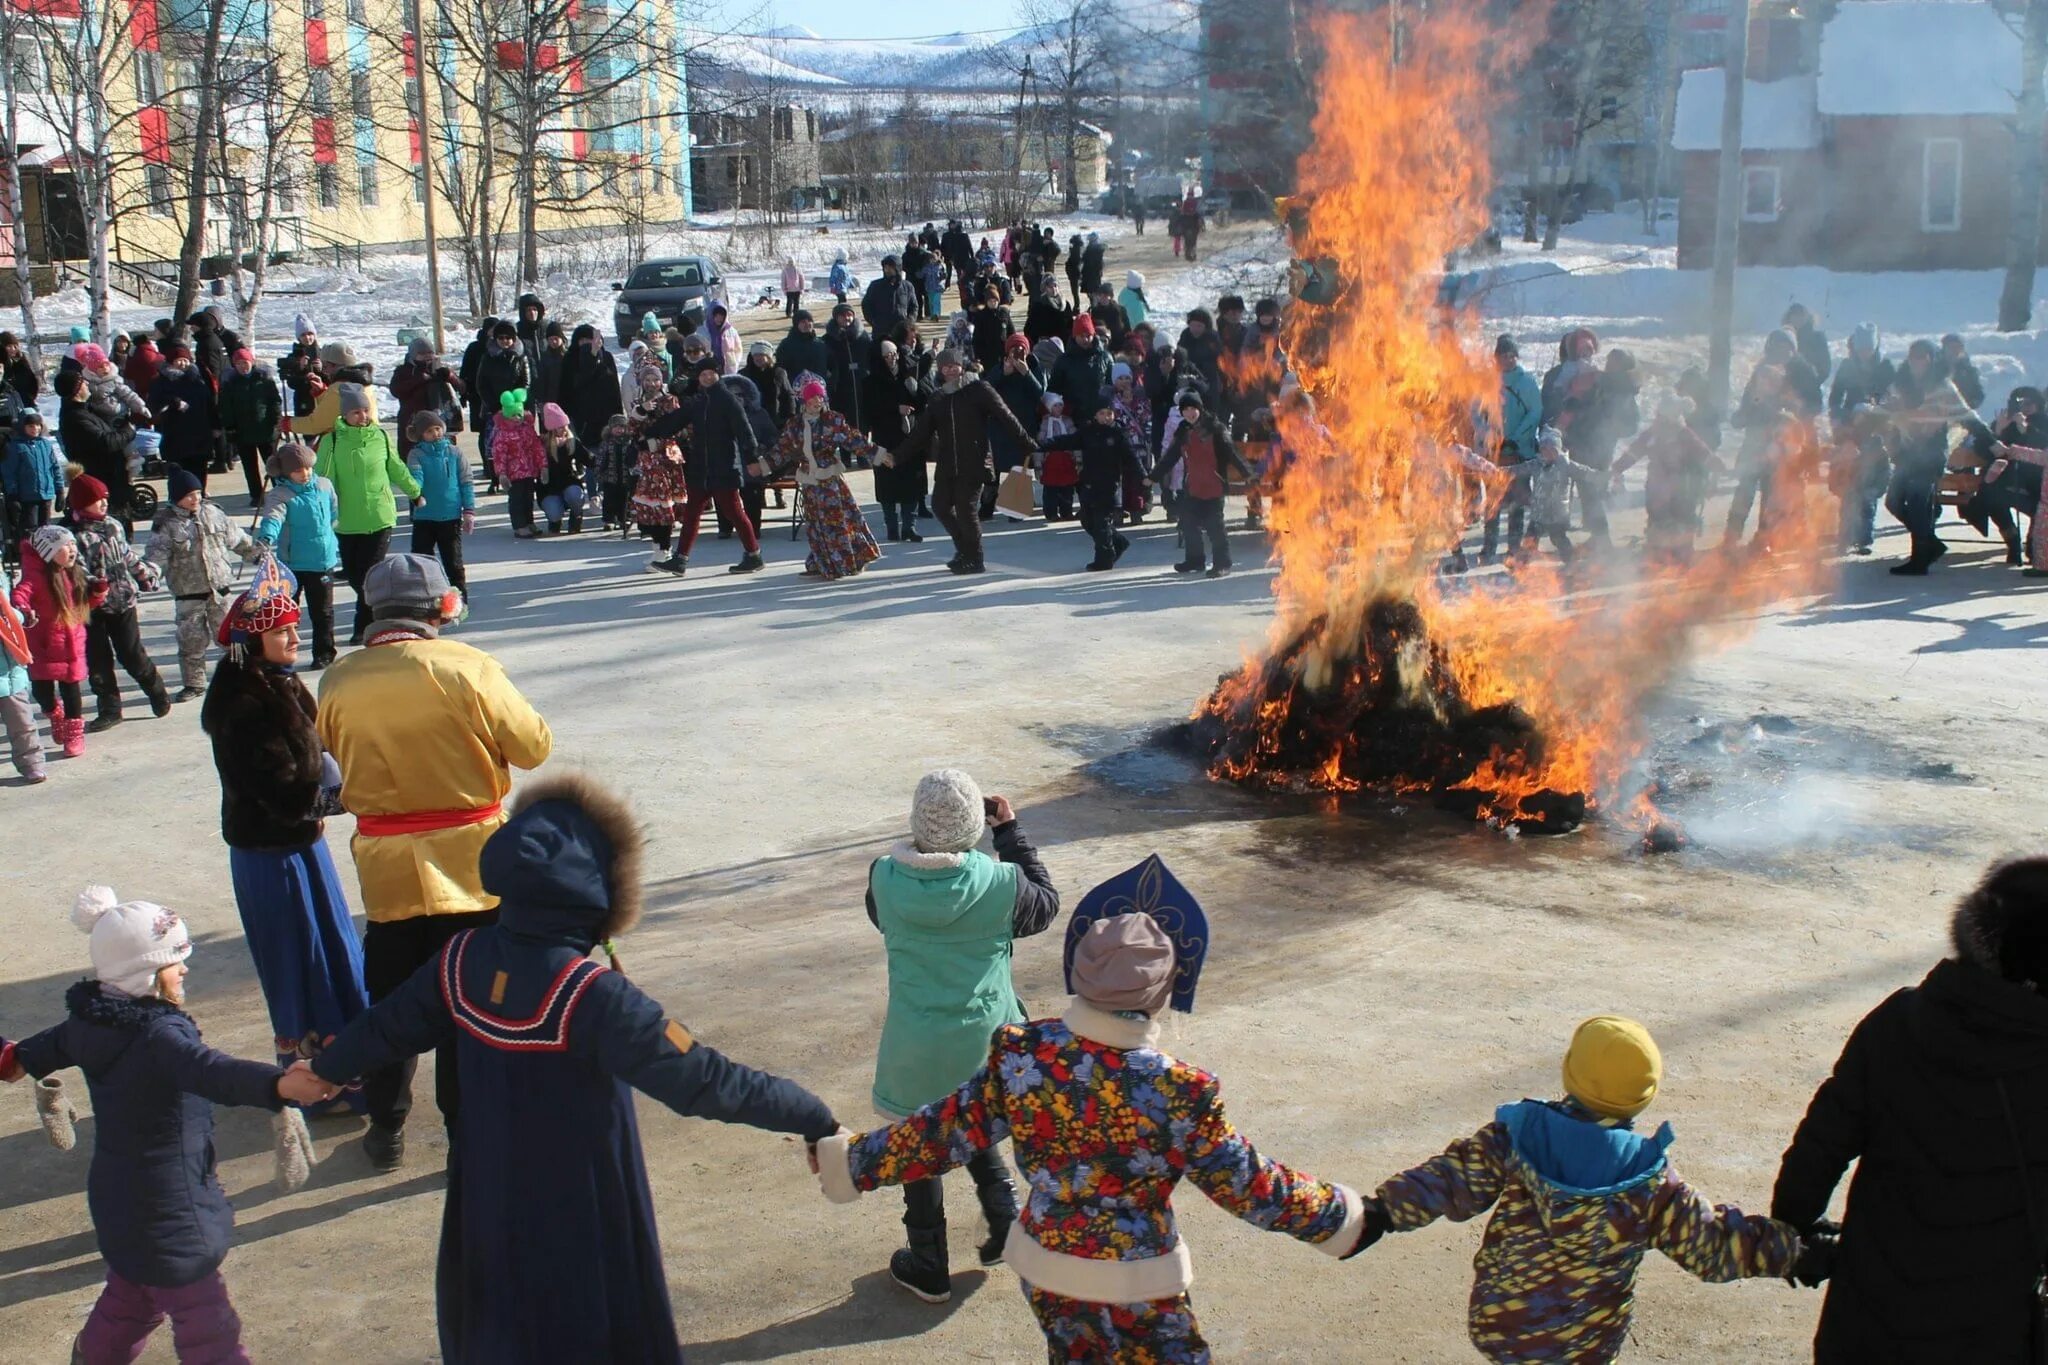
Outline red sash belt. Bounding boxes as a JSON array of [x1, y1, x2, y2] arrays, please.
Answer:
[[356, 801, 503, 837]]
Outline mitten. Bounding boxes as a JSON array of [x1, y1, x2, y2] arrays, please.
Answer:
[[1788, 1228, 1839, 1288], [1342, 1202, 1392, 1261], [35, 1075, 76, 1151], [460, 510, 475, 536], [273, 1107, 318, 1193]]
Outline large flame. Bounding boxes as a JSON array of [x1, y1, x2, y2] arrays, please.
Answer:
[[1193, 6, 1836, 831]]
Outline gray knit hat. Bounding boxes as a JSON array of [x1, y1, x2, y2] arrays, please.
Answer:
[[362, 552, 453, 616], [935, 347, 967, 369], [910, 769, 984, 854], [336, 382, 371, 419]]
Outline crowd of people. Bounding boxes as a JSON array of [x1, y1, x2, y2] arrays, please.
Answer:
[[2, 562, 2045, 1361], [1483, 305, 2041, 576]]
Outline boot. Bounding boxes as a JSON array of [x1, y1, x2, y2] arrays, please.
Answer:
[[663, 556, 689, 577], [61, 715, 86, 758], [148, 683, 172, 717], [901, 524, 923, 543], [364, 1120, 405, 1172], [86, 708, 122, 734], [889, 1218, 951, 1304], [728, 551, 765, 574], [974, 1173, 1019, 1268], [948, 558, 986, 576]]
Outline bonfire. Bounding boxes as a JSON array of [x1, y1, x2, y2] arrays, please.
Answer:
[[1185, 5, 1835, 835]]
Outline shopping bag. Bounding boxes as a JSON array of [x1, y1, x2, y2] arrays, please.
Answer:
[[994, 468, 1037, 520]]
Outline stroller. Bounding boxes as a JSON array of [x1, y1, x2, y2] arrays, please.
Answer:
[[125, 428, 163, 520]]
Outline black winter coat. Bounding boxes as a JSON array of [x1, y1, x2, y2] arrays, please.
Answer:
[[861, 275, 918, 338], [1829, 353, 1896, 423], [202, 657, 325, 850], [1050, 344, 1114, 421], [278, 342, 322, 416], [1041, 421, 1144, 496], [60, 397, 133, 495], [724, 376, 781, 480], [682, 378, 756, 493], [148, 366, 217, 463], [775, 328, 829, 383], [898, 377, 1036, 483], [390, 359, 464, 441], [13, 983, 282, 1287], [1177, 328, 1227, 398], [5, 354, 40, 407], [561, 341, 623, 447], [1774, 947, 2048, 1363], [740, 360, 794, 428], [970, 306, 1015, 374], [219, 368, 283, 445], [823, 322, 867, 427], [867, 361, 930, 501], [473, 346, 532, 425]]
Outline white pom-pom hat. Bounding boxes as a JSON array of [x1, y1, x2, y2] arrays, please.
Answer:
[[910, 769, 985, 855], [72, 886, 191, 997]]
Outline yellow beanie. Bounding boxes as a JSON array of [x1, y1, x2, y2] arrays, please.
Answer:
[[1562, 1015, 1662, 1120]]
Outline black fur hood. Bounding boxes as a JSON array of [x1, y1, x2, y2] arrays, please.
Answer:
[[1951, 858, 2048, 985], [66, 978, 183, 1032]]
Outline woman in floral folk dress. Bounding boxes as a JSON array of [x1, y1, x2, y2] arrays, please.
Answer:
[[763, 381, 881, 580], [814, 864, 1371, 1361]]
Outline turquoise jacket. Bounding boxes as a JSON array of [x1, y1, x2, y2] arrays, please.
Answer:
[[2, 434, 64, 503], [257, 475, 342, 573], [406, 437, 475, 522], [867, 821, 1060, 1118]]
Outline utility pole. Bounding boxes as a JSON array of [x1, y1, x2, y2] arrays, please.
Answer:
[[1014, 54, 1032, 211], [409, 0, 446, 355], [1707, 0, 1750, 414]]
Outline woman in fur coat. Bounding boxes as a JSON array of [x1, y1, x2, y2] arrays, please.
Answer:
[[201, 558, 368, 1096], [310, 775, 840, 1365]]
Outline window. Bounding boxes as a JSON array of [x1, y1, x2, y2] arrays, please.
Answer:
[[413, 163, 427, 203], [358, 159, 379, 205], [309, 67, 332, 113], [1740, 165, 1780, 223], [573, 162, 588, 195], [135, 53, 162, 105], [624, 260, 702, 289], [1599, 95, 1619, 122], [1923, 137, 1962, 233], [346, 0, 366, 23], [351, 68, 372, 119], [306, 0, 324, 18], [315, 163, 339, 208], [145, 164, 174, 216]]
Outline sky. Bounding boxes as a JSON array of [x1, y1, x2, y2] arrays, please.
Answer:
[[723, 0, 1029, 42]]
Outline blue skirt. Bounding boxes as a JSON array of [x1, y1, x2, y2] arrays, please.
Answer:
[[229, 842, 370, 1111]]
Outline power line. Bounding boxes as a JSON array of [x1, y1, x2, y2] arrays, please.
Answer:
[[734, 25, 1027, 42]]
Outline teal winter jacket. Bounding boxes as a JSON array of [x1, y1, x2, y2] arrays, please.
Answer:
[[406, 437, 476, 522], [866, 820, 1060, 1118], [256, 475, 342, 573]]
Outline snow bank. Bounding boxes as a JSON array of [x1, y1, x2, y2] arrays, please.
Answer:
[[1817, 0, 2021, 118], [1671, 72, 1821, 152]]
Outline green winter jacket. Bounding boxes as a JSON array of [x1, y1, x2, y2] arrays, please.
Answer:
[[219, 368, 283, 445], [315, 422, 420, 535], [868, 822, 1061, 1118]]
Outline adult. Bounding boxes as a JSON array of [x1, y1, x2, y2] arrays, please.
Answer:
[[294, 342, 376, 443], [1939, 332, 1986, 411], [1118, 271, 1149, 329], [1080, 232, 1106, 297], [1087, 287, 1131, 356], [315, 553, 553, 1170], [201, 558, 368, 1092], [1774, 858, 2048, 1362], [866, 340, 931, 542], [1539, 327, 1600, 428], [1483, 336, 1542, 562], [941, 219, 974, 281], [697, 303, 742, 377], [663, 362, 763, 577], [1828, 323, 1894, 425], [277, 314, 322, 417], [186, 308, 228, 394], [512, 292, 547, 374], [725, 372, 782, 541], [1049, 316, 1114, 422], [560, 325, 622, 449], [780, 257, 804, 318], [457, 319, 497, 442], [824, 304, 868, 429], [471, 321, 531, 492], [148, 343, 217, 491], [740, 342, 793, 429], [894, 349, 1037, 576], [56, 372, 136, 534], [979, 332, 1046, 520], [1782, 303, 1830, 385], [1979, 386, 2048, 568], [862, 256, 919, 342], [1177, 308, 1227, 401], [313, 384, 422, 645], [531, 322, 568, 414], [1885, 338, 1972, 574], [220, 348, 283, 507], [764, 381, 881, 581], [967, 284, 1015, 376], [1, 331, 38, 410], [125, 332, 165, 399], [389, 338, 466, 460], [1179, 188, 1204, 261], [1064, 234, 1084, 302], [309, 775, 839, 1365], [776, 310, 829, 390]]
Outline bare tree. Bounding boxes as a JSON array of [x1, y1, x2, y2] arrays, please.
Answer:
[[171, 0, 230, 320], [986, 0, 1113, 212], [0, 0, 43, 358], [2000, 0, 2048, 332]]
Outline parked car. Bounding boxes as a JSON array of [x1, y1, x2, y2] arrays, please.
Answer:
[[612, 256, 730, 346]]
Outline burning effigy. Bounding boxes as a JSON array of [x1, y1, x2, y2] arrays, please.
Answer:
[[1183, 7, 1834, 835]]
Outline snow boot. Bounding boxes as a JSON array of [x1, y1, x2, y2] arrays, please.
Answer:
[[889, 1218, 951, 1304], [974, 1173, 1019, 1268], [1111, 532, 1130, 564], [148, 683, 172, 717], [60, 715, 86, 759], [728, 551, 765, 574], [364, 1120, 405, 1173], [663, 556, 689, 577], [86, 710, 121, 734], [948, 557, 986, 576], [902, 526, 923, 543]]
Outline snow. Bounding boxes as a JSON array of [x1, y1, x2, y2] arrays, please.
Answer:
[[1816, 0, 2022, 118], [1670, 72, 1821, 152]]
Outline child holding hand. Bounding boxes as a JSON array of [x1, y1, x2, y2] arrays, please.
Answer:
[[1036, 393, 1078, 521], [1, 886, 334, 1364], [404, 411, 474, 599]]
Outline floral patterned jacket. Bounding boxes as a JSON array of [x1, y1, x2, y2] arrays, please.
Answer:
[[1374, 1100, 1799, 1364], [820, 1001, 1364, 1303]]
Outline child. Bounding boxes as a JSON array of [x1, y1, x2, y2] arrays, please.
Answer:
[[537, 402, 589, 536], [255, 444, 342, 669], [1036, 393, 1078, 521], [1109, 361, 1153, 521], [2, 409, 65, 550], [815, 878, 1370, 1355], [920, 257, 946, 323], [144, 467, 262, 700], [1520, 426, 1601, 564], [0, 886, 332, 1364], [1610, 396, 1726, 564], [1039, 404, 1146, 571], [0, 570, 46, 781], [592, 414, 638, 537], [489, 388, 548, 538], [1152, 392, 1254, 578], [1361, 1016, 1827, 1363], [404, 411, 474, 598], [12, 525, 95, 758], [862, 771, 1059, 1301], [630, 431, 687, 572], [64, 474, 170, 728]]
